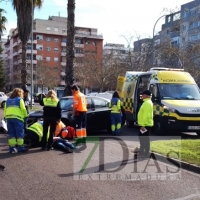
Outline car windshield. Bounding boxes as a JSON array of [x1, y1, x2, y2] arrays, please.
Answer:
[[159, 84, 200, 100], [60, 98, 73, 110]]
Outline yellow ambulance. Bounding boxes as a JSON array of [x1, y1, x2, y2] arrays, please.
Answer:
[[117, 67, 200, 135]]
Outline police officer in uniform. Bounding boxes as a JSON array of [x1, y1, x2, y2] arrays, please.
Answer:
[[4, 88, 28, 153], [40, 90, 61, 150]]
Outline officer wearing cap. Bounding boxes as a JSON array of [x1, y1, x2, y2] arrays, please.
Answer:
[[137, 90, 153, 158]]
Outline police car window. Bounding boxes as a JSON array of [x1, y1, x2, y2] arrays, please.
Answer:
[[86, 98, 92, 109], [93, 98, 107, 108]]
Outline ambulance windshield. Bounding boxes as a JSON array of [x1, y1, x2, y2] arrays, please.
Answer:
[[159, 84, 200, 100]]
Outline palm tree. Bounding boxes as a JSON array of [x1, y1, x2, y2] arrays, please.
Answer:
[[65, 0, 75, 95], [12, 0, 42, 88], [0, 8, 7, 40]]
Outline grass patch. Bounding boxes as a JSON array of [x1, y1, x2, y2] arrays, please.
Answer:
[[151, 139, 200, 166]]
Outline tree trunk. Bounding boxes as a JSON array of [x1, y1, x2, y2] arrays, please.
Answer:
[[65, 0, 75, 96], [21, 42, 27, 89]]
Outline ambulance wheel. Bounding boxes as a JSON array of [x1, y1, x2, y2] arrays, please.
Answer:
[[153, 120, 166, 135], [126, 120, 134, 128]]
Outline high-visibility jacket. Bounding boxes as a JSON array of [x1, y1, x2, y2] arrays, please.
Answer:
[[27, 121, 49, 142], [108, 97, 121, 114], [42, 97, 61, 119], [54, 121, 66, 137], [137, 98, 153, 127], [73, 91, 87, 112], [4, 97, 28, 122]]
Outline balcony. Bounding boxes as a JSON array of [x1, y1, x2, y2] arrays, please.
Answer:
[[13, 61, 18, 65], [13, 51, 18, 57], [61, 42, 66, 47], [26, 49, 37, 54], [13, 42, 18, 48], [27, 60, 37, 64], [61, 71, 66, 76], [18, 49, 37, 54], [61, 62, 66, 66], [75, 53, 84, 57], [27, 39, 37, 44], [61, 52, 66, 56], [18, 59, 37, 64], [75, 44, 84, 48]]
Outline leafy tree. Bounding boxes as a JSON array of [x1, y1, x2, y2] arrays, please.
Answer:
[[65, 0, 75, 95], [0, 45, 6, 90], [11, 0, 42, 89], [35, 60, 60, 92], [0, 8, 7, 40]]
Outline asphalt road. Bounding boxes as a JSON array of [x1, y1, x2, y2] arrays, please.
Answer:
[[0, 106, 200, 200]]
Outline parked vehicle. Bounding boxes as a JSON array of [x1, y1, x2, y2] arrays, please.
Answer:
[[118, 67, 200, 136], [27, 96, 126, 133], [0, 92, 7, 108]]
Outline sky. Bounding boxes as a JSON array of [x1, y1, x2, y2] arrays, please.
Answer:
[[1, 0, 192, 46]]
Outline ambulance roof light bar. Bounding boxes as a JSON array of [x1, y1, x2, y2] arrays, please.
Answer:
[[150, 67, 184, 72]]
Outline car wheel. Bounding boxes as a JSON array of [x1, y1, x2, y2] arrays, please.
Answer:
[[1, 101, 5, 108]]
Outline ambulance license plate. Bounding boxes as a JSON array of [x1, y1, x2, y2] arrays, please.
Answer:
[[188, 126, 200, 130]]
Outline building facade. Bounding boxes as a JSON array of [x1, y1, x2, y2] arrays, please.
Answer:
[[4, 16, 103, 92]]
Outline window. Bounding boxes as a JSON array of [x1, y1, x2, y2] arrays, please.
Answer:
[[75, 48, 82, 54], [93, 42, 96, 46], [85, 41, 90, 44], [36, 55, 43, 60], [27, 55, 31, 60], [36, 34, 43, 40], [54, 47, 59, 52], [46, 37, 51, 41], [27, 45, 31, 50], [62, 29, 66, 33], [54, 57, 58, 62], [46, 57, 50, 61], [46, 47, 51, 51], [182, 25, 186, 31], [46, 27, 51, 31], [54, 38, 59, 42], [93, 98, 107, 108], [54, 27, 58, 32], [36, 44, 43, 50], [75, 38, 82, 44]]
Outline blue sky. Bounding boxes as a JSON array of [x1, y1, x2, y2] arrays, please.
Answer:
[[1, 0, 191, 46]]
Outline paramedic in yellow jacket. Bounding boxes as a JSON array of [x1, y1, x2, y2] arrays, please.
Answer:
[[108, 91, 122, 136], [137, 90, 153, 158], [4, 88, 28, 153], [26, 120, 49, 147]]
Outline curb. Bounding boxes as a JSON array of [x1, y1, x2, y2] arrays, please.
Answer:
[[151, 152, 200, 175]]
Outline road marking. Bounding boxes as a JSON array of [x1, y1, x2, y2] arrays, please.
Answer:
[[171, 193, 200, 200]]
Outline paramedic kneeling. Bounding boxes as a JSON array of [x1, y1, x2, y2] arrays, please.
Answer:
[[137, 90, 153, 158]]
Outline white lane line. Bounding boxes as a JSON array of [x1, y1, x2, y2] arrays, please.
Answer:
[[171, 193, 200, 200]]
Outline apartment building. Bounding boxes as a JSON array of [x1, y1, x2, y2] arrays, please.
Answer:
[[4, 16, 103, 92]]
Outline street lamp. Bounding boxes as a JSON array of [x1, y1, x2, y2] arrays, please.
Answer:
[[152, 14, 167, 66], [30, 0, 34, 109]]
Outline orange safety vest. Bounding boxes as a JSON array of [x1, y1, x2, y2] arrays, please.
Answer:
[[73, 91, 87, 112], [54, 121, 66, 137]]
